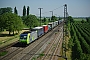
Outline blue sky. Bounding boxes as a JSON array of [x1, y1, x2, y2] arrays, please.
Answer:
[[0, 0, 90, 17]]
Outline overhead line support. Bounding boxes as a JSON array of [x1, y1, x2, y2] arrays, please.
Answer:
[[38, 8, 43, 26]]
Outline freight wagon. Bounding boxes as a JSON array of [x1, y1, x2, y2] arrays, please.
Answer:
[[42, 25, 48, 33], [55, 21, 58, 26], [19, 31, 37, 44], [48, 22, 54, 30], [19, 20, 62, 44], [58, 20, 62, 25], [31, 27, 44, 37], [53, 22, 56, 27]]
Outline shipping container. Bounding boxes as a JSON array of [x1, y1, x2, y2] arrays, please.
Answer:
[[55, 21, 58, 26], [53, 22, 57, 27], [30, 31, 37, 42], [48, 22, 54, 30], [42, 25, 48, 33], [31, 27, 44, 37], [58, 20, 62, 25], [48, 25, 51, 31]]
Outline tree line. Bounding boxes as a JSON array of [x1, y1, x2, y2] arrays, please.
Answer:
[[0, 7, 23, 35], [0, 6, 38, 35], [0, 6, 59, 35], [68, 21, 90, 60]]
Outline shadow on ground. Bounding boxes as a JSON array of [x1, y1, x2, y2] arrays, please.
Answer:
[[12, 42, 28, 47]]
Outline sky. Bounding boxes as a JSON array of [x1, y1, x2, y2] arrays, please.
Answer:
[[0, 0, 90, 17]]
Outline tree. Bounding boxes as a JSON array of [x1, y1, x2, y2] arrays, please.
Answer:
[[51, 16, 57, 22], [0, 13, 23, 35], [42, 17, 48, 25], [27, 6, 29, 16], [0, 7, 12, 15], [14, 6, 18, 14], [21, 16, 27, 23], [81, 19, 85, 23], [44, 19, 48, 25], [67, 16, 74, 23], [48, 18, 51, 22], [86, 17, 90, 23], [25, 15, 39, 29], [23, 5, 26, 16], [59, 16, 61, 20], [43, 17, 46, 22], [0, 15, 5, 31]]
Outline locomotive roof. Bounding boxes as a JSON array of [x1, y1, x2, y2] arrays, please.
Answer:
[[48, 22, 53, 24], [21, 31, 31, 34], [42, 25, 48, 26], [55, 21, 58, 22], [33, 26, 43, 29], [20, 34, 27, 36]]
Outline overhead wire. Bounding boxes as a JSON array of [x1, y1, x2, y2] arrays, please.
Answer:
[[36, 5, 64, 16], [52, 5, 63, 11]]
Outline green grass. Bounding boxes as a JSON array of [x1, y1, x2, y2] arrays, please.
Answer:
[[0, 35, 19, 44], [0, 51, 8, 56], [39, 53, 45, 56], [74, 18, 86, 21], [31, 57, 37, 60]]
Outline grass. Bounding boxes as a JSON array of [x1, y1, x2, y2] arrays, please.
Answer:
[[31, 57, 37, 60], [0, 51, 8, 56], [39, 53, 45, 57], [48, 42, 51, 44], [0, 30, 29, 48], [0, 35, 19, 44], [58, 48, 64, 60], [65, 29, 72, 60], [37, 53, 45, 58], [74, 18, 86, 21], [66, 49, 72, 60], [58, 24, 71, 60], [31, 53, 45, 60], [58, 37, 71, 60], [0, 31, 19, 41]]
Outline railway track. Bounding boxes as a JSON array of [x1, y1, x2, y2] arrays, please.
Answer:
[[0, 42, 26, 60], [29, 30, 58, 60], [0, 28, 52, 60], [40, 26, 63, 60], [9, 25, 59, 60], [50, 31, 63, 60], [20, 26, 59, 60], [0, 41, 18, 52], [0, 47, 24, 60], [0, 24, 63, 60]]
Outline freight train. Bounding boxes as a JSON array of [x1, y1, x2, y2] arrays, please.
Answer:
[[19, 20, 63, 44]]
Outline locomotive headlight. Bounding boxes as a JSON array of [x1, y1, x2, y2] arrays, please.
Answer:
[[24, 36, 27, 38]]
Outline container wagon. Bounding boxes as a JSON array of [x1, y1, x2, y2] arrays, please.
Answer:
[[48, 22, 54, 30], [31, 27, 44, 37], [19, 31, 37, 44], [55, 21, 58, 26], [58, 20, 62, 25], [42, 25, 48, 33], [48, 24, 51, 31], [53, 22, 56, 27]]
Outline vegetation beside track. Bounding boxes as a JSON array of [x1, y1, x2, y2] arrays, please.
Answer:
[[67, 17, 90, 60], [0, 51, 8, 56], [0, 30, 29, 48]]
